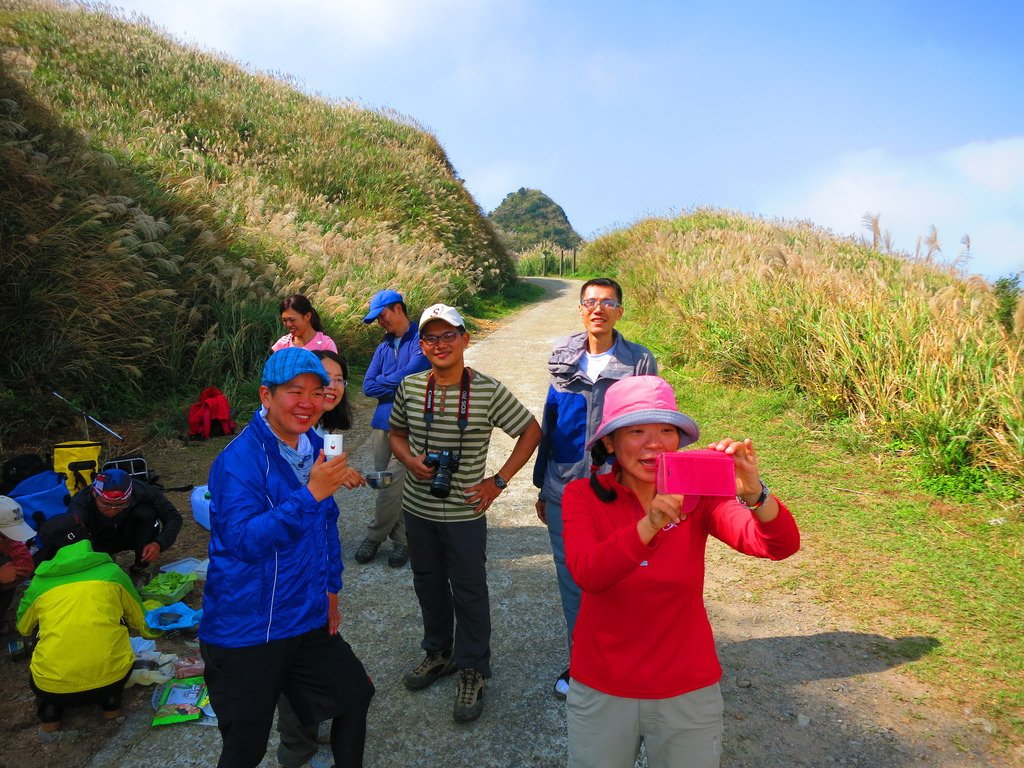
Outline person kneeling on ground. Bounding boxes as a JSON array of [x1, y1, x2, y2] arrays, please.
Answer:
[[17, 513, 153, 733], [201, 347, 374, 768], [1, 496, 36, 632], [66, 468, 183, 586]]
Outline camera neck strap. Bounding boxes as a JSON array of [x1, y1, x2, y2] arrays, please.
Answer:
[[423, 367, 471, 454]]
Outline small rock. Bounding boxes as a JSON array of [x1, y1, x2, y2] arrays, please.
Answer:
[[797, 713, 811, 727], [737, 678, 752, 688]]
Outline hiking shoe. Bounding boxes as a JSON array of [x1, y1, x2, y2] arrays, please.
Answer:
[[300, 746, 334, 768], [553, 668, 570, 700], [453, 667, 485, 723], [387, 543, 409, 568], [354, 538, 381, 564], [129, 565, 152, 589], [403, 647, 456, 691]]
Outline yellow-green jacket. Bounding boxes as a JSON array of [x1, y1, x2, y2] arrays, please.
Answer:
[[17, 540, 149, 694]]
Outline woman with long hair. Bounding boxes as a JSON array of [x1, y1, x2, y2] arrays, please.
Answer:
[[562, 376, 800, 768], [313, 350, 353, 434], [272, 294, 338, 353]]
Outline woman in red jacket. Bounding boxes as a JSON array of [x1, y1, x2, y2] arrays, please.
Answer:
[[562, 376, 800, 768]]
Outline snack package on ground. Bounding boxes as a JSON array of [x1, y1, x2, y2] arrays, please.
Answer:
[[152, 676, 207, 726], [174, 654, 206, 678]]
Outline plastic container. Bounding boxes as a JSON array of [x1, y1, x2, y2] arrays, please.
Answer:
[[160, 557, 209, 580], [140, 572, 196, 605], [191, 485, 212, 530]]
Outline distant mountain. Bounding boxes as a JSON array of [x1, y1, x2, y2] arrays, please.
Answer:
[[489, 188, 583, 252]]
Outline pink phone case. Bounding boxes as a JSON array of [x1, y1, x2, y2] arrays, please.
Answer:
[[656, 449, 735, 497]]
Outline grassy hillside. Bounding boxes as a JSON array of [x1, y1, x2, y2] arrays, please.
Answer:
[[581, 209, 1024, 489], [489, 187, 582, 253], [0, 0, 513, 447], [596, 210, 1024, 743]]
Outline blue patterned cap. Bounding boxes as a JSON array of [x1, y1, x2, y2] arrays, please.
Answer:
[[262, 347, 330, 387]]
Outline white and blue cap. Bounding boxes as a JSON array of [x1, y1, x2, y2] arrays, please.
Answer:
[[419, 303, 466, 332], [262, 347, 330, 387]]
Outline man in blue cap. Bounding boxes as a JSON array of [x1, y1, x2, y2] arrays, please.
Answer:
[[358, 289, 431, 567], [68, 467, 182, 586], [201, 347, 374, 768]]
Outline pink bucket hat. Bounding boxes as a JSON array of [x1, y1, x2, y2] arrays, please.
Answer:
[[586, 376, 700, 451]]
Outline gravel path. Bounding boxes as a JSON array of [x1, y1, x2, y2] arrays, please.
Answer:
[[87, 277, 1015, 768]]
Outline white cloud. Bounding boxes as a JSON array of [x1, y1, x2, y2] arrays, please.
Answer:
[[760, 140, 1024, 278]]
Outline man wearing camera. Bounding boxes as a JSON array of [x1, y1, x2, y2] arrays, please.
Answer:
[[389, 303, 541, 724]]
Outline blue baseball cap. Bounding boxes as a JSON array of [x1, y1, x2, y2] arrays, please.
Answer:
[[262, 348, 330, 387], [94, 468, 132, 500], [363, 289, 404, 323]]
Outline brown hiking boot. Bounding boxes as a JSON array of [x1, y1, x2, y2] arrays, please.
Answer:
[[453, 667, 485, 723], [403, 647, 456, 691]]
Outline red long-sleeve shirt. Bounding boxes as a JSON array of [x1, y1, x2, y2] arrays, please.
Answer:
[[563, 470, 800, 699], [1, 534, 34, 573]]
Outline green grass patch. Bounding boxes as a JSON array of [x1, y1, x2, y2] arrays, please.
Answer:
[[641, 349, 1024, 744]]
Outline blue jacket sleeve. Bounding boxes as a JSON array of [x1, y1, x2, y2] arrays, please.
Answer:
[[533, 384, 558, 490], [209, 452, 317, 563], [362, 343, 389, 398], [326, 499, 343, 593], [363, 340, 430, 399]]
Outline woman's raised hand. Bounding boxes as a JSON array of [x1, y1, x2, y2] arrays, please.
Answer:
[[707, 437, 762, 499]]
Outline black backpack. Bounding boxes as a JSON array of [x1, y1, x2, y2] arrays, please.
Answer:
[[0, 453, 51, 495]]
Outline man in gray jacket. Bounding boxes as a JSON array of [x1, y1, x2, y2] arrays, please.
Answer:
[[532, 278, 657, 698]]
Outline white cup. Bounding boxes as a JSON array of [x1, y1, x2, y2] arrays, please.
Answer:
[[324, 433, 344, 459]]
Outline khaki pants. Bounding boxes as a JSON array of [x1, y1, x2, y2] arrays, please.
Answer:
[[365, 429, 406, 545], [567, 680, 723, 768]]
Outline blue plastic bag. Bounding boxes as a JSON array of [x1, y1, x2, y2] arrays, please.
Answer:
[[145, 602, 203, 631]]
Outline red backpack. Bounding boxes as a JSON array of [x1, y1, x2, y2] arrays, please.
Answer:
[[188, 387, 237, 440]]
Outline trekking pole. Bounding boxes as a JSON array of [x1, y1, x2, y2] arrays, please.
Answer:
[[49, 389, 125, 442]]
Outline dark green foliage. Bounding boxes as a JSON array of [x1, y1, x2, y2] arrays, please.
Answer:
[[993, 272, 1021, 333], [489, 188, 582, 252]]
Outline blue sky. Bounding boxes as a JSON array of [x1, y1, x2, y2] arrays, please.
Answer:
[[111, 1, 1024, 278]]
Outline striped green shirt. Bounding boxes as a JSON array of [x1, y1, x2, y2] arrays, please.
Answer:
[[390, 368, 534, 522]]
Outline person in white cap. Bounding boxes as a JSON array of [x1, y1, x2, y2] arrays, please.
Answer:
[[0, 495, 35, 630], [389, 303, 542, 723]]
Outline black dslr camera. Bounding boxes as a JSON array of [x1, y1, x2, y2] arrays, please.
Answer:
[[424, 449, 461, 499]]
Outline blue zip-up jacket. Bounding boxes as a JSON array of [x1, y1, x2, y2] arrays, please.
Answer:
[[200, 411, 342, 648], [362, 320, 431, 430], [532, 330, 657, 502]]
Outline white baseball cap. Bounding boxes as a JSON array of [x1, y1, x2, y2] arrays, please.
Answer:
[[419, 303, 466, 332], [0, 495, 36, 542]]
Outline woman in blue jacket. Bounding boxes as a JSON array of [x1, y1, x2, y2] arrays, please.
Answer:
[[200, 348, 374, 768]]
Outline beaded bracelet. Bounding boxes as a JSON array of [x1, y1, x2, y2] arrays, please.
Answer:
[[737, 480, 769, 511]]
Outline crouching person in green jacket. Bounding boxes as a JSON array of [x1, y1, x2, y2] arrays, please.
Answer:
[[17, 513, 152, 733]]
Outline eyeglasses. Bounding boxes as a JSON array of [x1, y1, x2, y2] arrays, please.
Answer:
[[421, 330, 462, 346], [580, 298, 622, 310], [328, 377, 347, 386]]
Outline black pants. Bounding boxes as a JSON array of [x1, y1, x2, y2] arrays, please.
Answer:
[[405, 511, 491, 676], [91, 504, 161, 567], [202, 626, 374, 768], [29, 667, 131, 723]]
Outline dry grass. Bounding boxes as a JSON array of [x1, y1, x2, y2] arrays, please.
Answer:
[[581, 208, 1024, 486], [0, 0, 513, 446]]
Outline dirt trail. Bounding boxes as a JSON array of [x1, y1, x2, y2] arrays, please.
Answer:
[[19, 277, 1013, 767]]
